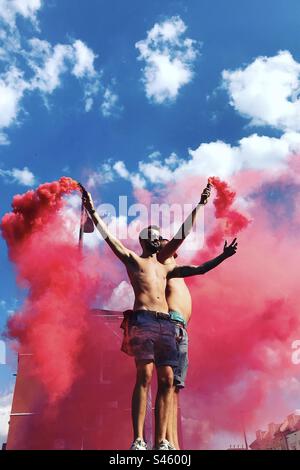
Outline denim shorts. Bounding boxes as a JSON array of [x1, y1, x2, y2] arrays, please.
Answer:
[[121, 310, 179, 369], [173, 324, 189, 389]]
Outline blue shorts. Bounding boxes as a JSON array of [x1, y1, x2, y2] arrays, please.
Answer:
[[173, 323, 189, 389], [121, 310, 179, 369]]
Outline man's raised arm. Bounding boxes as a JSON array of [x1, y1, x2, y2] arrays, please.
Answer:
[[80, 184, 132, 263], [168, 239, 238, 279], [158, 182, 211, 263]]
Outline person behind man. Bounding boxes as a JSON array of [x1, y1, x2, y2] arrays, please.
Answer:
[[161, 237, 238, 449], [79, 183, 211, 450]]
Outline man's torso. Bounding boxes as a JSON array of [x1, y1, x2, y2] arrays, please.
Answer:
[[126, 253, 173, 313], [166, 277, 192, 323], [156, 257, 192, 323]]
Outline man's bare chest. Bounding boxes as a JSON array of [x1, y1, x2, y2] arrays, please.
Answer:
[[128, 257, 169, 281]]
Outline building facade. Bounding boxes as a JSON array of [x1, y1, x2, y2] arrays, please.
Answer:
[[250, 411, 300, 450]]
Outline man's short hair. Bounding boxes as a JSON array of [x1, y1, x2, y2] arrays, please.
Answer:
[[139, 225, 160, 240]]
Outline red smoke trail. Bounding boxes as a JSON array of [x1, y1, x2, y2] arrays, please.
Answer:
[[206, 176, 251, 249], [1, 178, 105, 402], [2, 177, 79, 257]]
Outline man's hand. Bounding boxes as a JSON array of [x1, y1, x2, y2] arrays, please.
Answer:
[[223, 238, 238, 258], [77, 183, 132, 263], [199, 184, 211, 205], [78, 183, 95, 214]]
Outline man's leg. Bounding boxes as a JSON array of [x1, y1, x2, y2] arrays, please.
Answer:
[[170, 324, 188, 449], [166, 386, 175, 446], [131, 360, 154, 441], [172, 388, 180, 449], [155, 365, 174, 447], [166, 386, 180, 449]]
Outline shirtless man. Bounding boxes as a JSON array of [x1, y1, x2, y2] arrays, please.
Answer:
[[161, 237, 238, 449], [79, 183, 211, 450]]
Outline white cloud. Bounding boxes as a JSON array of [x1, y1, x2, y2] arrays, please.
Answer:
[[223, 50, 300, 132], [134, 141, 239, 183], [0, 132, 10, 145], [0, 67, 27, 141], [27, 39, 74, 94], [109, 131, 300, 189], [113, 161, 129, 179], [139, 159, 175, 184], [0, 391, 13, 445], [135, 16, 198, 103], [101, 88, 118, 116], [101, 86, 122, 117], [0, 4, 40, 143], [178, 132, 300, 178], [87, 160, 146, 190], [0, 0, 42, 28], [87, 163, 115, 189], [113, 161, 145, 188], [238, 133, 296, 171], [0, 26, 21, 61], [129, 174, 146, 188], [11, 167, 36, 185], [0, 166, 36, 186], [12, 0, 42, 20], [72, 39, 97, 78], [26, 38, 102, 109], [0, 35, 102, 142], [86, 160, 145, 189], [148, 150, 161, 160], [83, 78, 101, 112], [165, 152, 181, 167], [0, 1, 111, 140]]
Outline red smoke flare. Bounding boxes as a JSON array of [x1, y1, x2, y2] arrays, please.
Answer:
[[206, 176, 251, 248], [1, 177, 79, 258], [1, 178, 106, 402]]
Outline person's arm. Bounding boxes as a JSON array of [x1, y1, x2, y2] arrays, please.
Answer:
[[168, 239, 237, 278], [157, 183, 211, 263], [79, 184, 133, 263]]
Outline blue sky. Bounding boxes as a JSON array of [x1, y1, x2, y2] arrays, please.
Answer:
[[1, 0, 300, 446]]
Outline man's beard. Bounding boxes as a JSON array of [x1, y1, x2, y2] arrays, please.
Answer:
[[146, 240, 160, 253]]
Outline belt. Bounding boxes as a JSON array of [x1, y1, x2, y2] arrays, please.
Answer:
[[134, 310, 171, 321]]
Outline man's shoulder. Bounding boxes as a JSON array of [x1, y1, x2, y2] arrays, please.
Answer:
[[123, 250, 143, 266]]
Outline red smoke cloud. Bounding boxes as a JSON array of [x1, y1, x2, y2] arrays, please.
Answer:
[[2, 177, 78, 257], [1, 177, 135, 449], [184, 210, 300, 448], [3, 172, 300, 449], [206, 176, 251, 249], [179, 175, 300, 448], [134, 172, 300, 448], [1, 178, 105, 401]]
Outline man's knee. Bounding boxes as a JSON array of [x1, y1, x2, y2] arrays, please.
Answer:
[[157, 368, 174, 390], [136, 362, 153, 387]]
